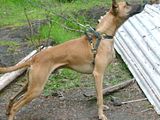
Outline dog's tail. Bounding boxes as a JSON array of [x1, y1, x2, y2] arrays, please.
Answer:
[[0, 60, 31, 74]]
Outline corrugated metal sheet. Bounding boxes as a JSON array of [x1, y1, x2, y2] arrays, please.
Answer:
[[115, 4, 160, 114]]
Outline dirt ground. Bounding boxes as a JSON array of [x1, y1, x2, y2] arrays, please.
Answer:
[[0, 5, 160, 120], [0, 70, 160, 120]]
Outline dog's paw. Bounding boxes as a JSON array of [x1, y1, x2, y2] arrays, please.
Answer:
[[99, 114, 108, 120]]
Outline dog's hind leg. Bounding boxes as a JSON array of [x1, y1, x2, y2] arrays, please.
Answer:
[[6, 70, 30, 115], [7, 64, 51, 120], [6, 82, 28, 115]]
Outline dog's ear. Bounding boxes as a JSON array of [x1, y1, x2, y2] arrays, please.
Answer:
[[111, 0, 118, 16]]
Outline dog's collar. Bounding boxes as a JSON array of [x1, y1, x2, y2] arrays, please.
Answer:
[[85, 28, 114, 65], [101, 34, 114, 39]]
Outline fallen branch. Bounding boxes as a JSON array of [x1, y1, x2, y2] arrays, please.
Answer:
[[0, 47, 45, 91], [111, 97, 148, 106], [103, 79, 135, 95], [141, 108, 153, 113], [84, 79, 135, 97]]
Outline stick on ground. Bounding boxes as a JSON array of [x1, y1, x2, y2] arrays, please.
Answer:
[[84, 79, 135, 97]]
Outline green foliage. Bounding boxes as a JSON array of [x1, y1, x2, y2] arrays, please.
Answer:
[[0, 0, 111, 27], [0, 40, 19, 46], [56, 0, 75, 3], [44, 69, 80, 96], [48, 24, 79, 43], [38, 20, 81, 43], [0, 40, 20, 53], [105, 57, 132, 85], [1, 0, 132, 95], [0, 0, 44, 27]]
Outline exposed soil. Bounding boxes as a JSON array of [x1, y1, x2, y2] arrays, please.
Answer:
[[0, 58, 159, 120], [0, 6, 160, 120], [0, 75, 159, 120], [0, 20, 48, 67]]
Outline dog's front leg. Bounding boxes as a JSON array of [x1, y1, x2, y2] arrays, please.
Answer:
[[93, 68, 108, 120]]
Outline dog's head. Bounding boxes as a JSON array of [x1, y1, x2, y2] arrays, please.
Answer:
[[97, 0, 146, 34], [110, 0, 145, 19]]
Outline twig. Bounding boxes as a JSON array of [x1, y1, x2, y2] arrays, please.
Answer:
[[141, 108, 153, 113], [53, 20, 84, 33], [45, 11, 53, 45], [111, 97, 148, 106], [23, 7, 35, 47], [121, 98, 148, 104]]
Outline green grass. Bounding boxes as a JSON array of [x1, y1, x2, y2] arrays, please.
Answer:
[[38, 21, 80, 43], [44, 69, 80, 96], [50, 0, 111, 13], [0, 0, 133, 96], [0, 40, 20, 53], [105, 56, 133, 86], [0, 0, 111, 27], [0, 0, 112, 44], [43, 56, 133, 96], [0, 0, 44, 27], [0, 40, 19, 46], [0, 0, 111, 94]]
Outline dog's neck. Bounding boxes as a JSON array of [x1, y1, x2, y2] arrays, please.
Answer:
[[96, 12, 125, 37]]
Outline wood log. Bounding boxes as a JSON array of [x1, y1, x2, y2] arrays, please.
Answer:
[[103, 79, 135, 95], [84, 79, 135, 97], [0, 49, 40, 91]]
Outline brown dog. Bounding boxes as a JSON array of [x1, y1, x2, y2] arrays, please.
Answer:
[[0, 0, 145, 120]]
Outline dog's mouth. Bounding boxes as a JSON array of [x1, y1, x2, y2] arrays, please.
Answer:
[[128, 4, 145, 17]]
